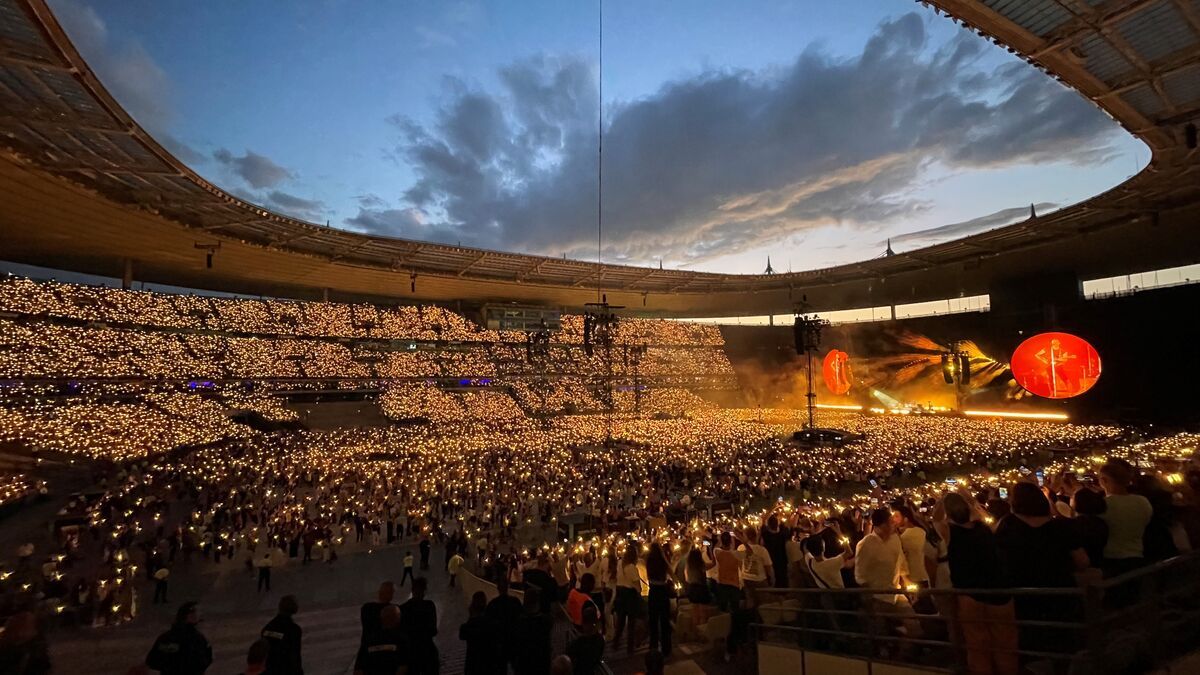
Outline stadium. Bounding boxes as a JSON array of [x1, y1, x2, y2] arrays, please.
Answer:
[[0, 0, 1199, 673]]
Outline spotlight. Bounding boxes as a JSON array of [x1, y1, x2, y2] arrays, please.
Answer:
[[194, 242, 221, 269]]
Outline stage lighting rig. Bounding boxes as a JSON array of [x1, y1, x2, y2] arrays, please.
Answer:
[[793, 298, 830, 429], [525, 318, 552, 362], [623, 343, 648, 413], [941, 341, 972, 409], [194, 242, 221, 269], [584, 295, 624, 441]]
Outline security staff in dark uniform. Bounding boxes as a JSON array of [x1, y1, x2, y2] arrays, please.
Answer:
[[399, 578, 439, 675], [354, 604, 410, 675], [145, 602, 213, 675], [261, 595, 303, 675]]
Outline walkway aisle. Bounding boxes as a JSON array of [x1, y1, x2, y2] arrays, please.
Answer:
[[50, 543, 470, 674]]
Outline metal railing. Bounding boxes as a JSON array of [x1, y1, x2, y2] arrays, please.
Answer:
[[750, 551, 1200, 674]]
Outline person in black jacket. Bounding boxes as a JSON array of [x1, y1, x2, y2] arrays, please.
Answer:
[[261, 595, 303, 675], [361, 582, 397, 648], [145, 602, 213, 675], [400, 577, 439, 674], [419, 536, 432, 571], [354, 604, 410, 675], [0, 611, 51, 675], [512, 587, 552, 675], [566, 605, 606, 675], [484, 577, 522, 671], [458, 591, 498, 675]]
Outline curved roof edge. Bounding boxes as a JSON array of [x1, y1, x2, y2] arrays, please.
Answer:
[[0, 0, 1197, 315]]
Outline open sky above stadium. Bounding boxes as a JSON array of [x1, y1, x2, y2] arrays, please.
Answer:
[[51, 0, 1146, 275]]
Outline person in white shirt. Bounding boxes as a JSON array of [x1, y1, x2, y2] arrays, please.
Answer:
[[803, 535, 849, 589], [896, 506, 931, 587], [855, 508, 922, 639], [738, 528, 774, 607], [785, 531, 806, 589]]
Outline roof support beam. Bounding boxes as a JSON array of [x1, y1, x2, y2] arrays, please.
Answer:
[[456, 251, 489, 277], [1172, 0, 1200, 37], [622, 268, 660, 290], [1030, 0, 1160, 59], [0, 51, 75, 73], [329, 240, 376, 262], [516, 257, 551, 281], [571, 269, 602, 287]]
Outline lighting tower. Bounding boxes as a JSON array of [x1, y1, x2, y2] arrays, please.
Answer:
[[584, 295, 623, 442], [793, 302, 829, 429], [940, 341, 972, 410]]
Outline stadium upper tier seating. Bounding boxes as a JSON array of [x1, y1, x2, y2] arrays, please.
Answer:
[[0, 276, 736, 385]]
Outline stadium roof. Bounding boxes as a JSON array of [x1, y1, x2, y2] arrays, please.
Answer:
[[0, 0, 1198, 315]]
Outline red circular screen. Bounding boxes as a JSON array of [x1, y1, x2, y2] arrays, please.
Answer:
[[1010, 332, 1101, 399], [822, 349, 852, 395]]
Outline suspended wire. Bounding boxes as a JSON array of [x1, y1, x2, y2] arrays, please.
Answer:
[[596, 0, 603, 303]]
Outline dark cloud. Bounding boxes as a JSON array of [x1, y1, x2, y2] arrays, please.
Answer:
[[887, 202, 1058, 249], [212, 149, 295, 189], [351, 12, 1121, 264], [158, 133, 206, 166], [52, 0, 204, 164], [54, 0, 169, 131], [265, 191, 327, 221], [345, 207, 436, 238]]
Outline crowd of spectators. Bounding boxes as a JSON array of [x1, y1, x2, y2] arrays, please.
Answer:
[[0, 275, 724, 346], [3, 274, 1198, 673]]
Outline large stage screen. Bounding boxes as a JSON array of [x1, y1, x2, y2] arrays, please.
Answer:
[[1010, 332, 1101, 399]]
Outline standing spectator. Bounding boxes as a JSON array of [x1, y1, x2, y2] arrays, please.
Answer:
[[400, 577, 439, 675], [146, 602, 213, 675], [1070, 488, 1109, 568], [565, 574, 599, 628], [566, 605, 606, 675], [738, 528, 773, 607], [854, 507, 921, 641], [1098, 461, 1152, 576], [644, 542, 674, 658], [485, 577, 522, 672], [419, 536, 432, 571], [354, 605, 409, 675], [153, 564, 171, 604], [803, 534, 851, 590], [401, 552, 415, 587], [896, 506, 931, 589], [0, 611, 51, 675], [612, 543, 646, 655], [360, 582, 396, 648], [513, 587, 552, 675], [712, 532, 745, 613], [447, 551, 464, 587], [760, 514, 790, 588], [240, 639, 269, 675], [937, 493, 1018, 675], [683, 548, 714, 625], [459, 592, 498, 675], [261, 595, 303, 675], [301, 530, 315, 565], [256, 553, 273, 593], [551, 552, 571, 603], [996, 482, 1088, 657]]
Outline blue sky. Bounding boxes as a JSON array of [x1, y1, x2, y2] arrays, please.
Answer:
[[51, 0, 1144, 274]]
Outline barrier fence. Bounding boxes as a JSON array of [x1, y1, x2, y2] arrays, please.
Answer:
[[752, 550, 1200, 674]]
